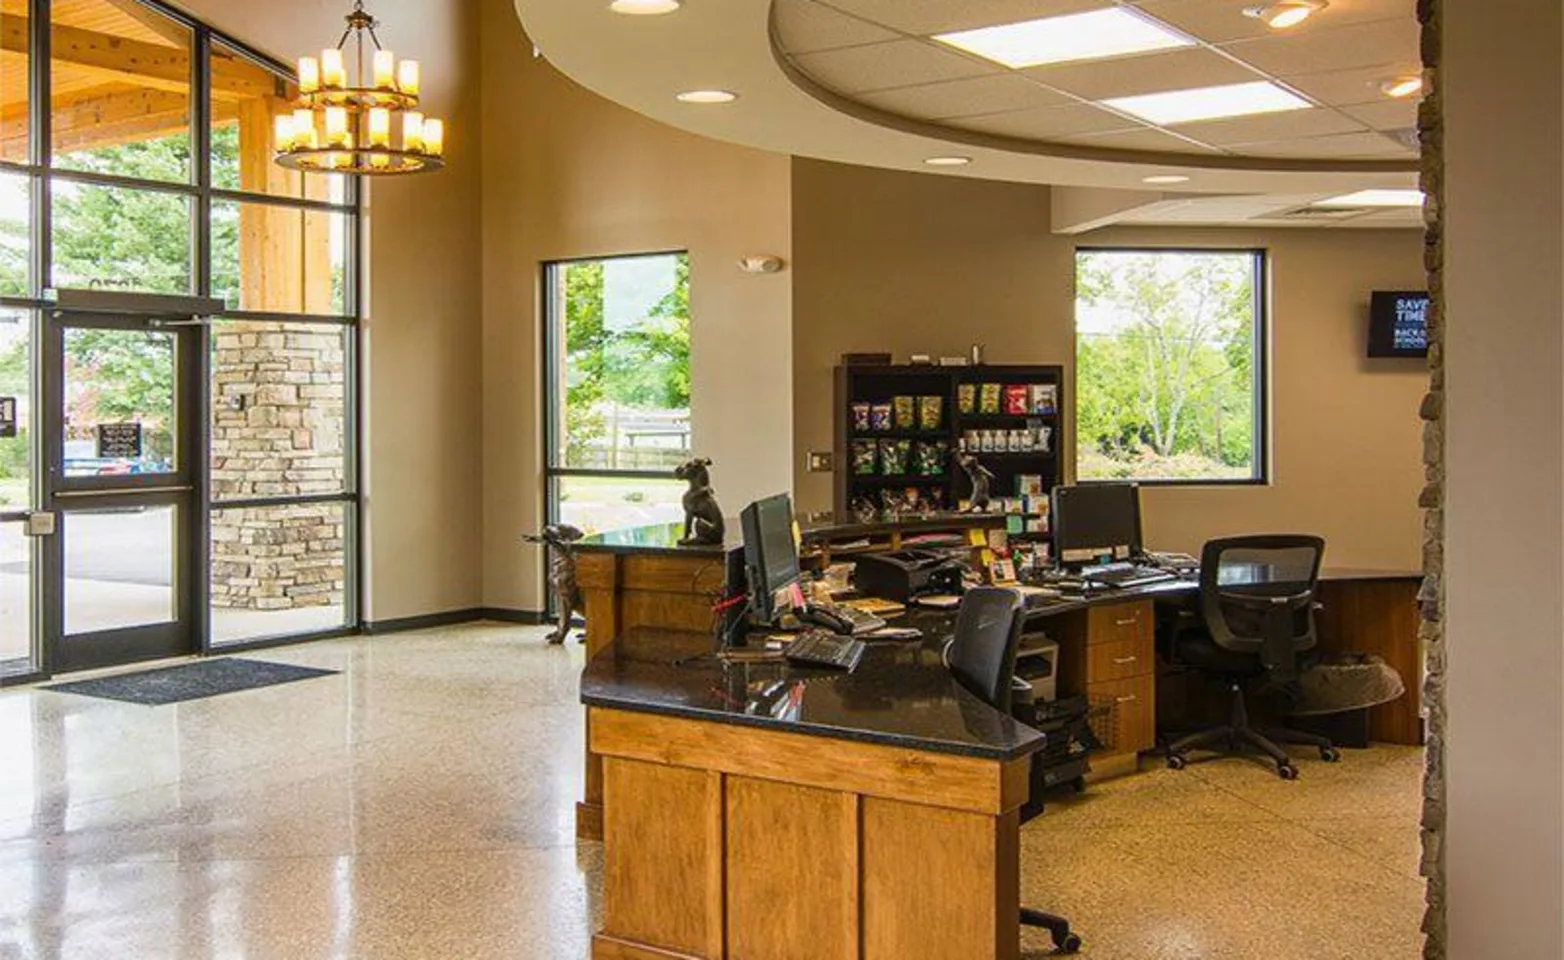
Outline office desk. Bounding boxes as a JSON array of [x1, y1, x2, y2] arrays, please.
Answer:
[[582, 627, 1044, 960]]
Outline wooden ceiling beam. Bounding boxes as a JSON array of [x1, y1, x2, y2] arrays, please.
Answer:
[[0, 84, 239, 161], [0, 17, 280, 98]]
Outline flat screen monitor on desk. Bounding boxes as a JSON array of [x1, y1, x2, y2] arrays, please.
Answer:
[[740, 492, 802, 623], [1052, 483, 1143, 565]]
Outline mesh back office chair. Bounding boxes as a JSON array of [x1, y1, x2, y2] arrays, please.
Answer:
[[1165, 535, 1341, 780], [945, 587, 1082, 955]]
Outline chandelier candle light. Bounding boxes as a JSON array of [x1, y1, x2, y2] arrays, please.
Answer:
[[274, 1, 445, 175]]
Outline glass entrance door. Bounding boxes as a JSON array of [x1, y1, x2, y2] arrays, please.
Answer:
[[44, 311, 200, 673]]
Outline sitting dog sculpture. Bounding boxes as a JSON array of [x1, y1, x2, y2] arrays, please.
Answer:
[[523, 524, 585, 644], [675, 457, 726, 546]]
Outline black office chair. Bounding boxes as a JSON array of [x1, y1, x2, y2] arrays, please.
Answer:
[[1164, 535, 1341, 779], [945, 586, 1082, 955]]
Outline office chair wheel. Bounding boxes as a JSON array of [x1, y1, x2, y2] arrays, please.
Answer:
[[1166, 754, 1187, 770], [1057, 932, 1083, 953], [1071, 777, 1087, 794], [1320, 746, 1342, 763], [1277, 762, 1300, 780]]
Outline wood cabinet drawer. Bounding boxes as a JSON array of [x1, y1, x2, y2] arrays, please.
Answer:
[[1087, 674, 1155, 756], [1086, 601, 1152, 646], [1087, 636, 1153, 683]]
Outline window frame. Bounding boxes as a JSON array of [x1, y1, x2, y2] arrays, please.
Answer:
[[1072, 245, 1270, 488], [540, 250, 692, 573], [0, 0, 364, 680]]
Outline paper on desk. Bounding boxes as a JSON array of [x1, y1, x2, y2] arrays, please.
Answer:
[[912, 594, 963, 609]]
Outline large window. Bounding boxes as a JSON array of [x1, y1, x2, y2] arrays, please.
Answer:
[[1074, 249, 1266, 484], [544, 253, 690, 536], [0, 0, 360, 673]]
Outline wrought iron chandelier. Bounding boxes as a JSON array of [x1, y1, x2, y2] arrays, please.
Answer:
[[274, 1, 446, 176]]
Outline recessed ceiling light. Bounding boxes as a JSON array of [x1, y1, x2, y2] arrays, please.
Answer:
[[1142, 174, 1190, 184], [933, 8, 1192, 70], [924, 156, 971, 166], [1380, 75, 1424, 99], [609, 0, 681, 13], [1243, 1, 1328, 29], [1314, 189, 1424, 208], [675, 89, 737, 104], [1103, 81, 1312, 125]]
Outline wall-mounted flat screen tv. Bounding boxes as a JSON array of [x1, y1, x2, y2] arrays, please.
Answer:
[[1368, 291, 1430, 358]]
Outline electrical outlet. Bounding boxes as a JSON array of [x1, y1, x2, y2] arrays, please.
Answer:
[[807, 451, 834, 473]]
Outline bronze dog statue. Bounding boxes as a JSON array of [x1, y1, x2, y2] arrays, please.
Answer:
[[524, 524, 585, 644], [675, 457, 726, 546]]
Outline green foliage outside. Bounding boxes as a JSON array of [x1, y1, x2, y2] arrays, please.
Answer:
[[1076, 251, 1258, 481], [559, 253, 691, 468]]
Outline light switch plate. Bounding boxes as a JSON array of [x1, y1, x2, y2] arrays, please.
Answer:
[[807, 451, 833, 473]]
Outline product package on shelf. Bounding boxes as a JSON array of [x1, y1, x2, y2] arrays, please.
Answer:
[[918, 395, 943, 431], [1030, 384, 1058, 415], [879, 438, 911, 475], [869, 402, 894, 432], [979, 383, 1002, 414], [893, 396, 917, 430], [851, 440, 878, 475], [1003, 384, 1030, 415], [850, 402, 872, 432], [956, 383, 976, 415], [1016, 474, 1046, 498], [911, 440, 948, 476]]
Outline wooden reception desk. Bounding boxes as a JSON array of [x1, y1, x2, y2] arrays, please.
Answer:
[[572, 520, 1424, 841], [581, 628, 1045, 960]]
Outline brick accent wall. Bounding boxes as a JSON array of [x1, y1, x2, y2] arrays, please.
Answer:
[[1416, 0, 1446, 954], [210, 322, 347, 612]]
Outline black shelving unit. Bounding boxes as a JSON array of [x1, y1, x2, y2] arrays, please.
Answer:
[[832, 364, 1065, 531]]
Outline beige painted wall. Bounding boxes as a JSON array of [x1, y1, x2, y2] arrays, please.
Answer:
[[792, 159, 1426, 569], [174, 0, 486, 623], [480, 0, 792, 612], [1444, 0, 1564, 953]]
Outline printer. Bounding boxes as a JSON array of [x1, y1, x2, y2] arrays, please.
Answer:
[[852, 549, 966, 603]]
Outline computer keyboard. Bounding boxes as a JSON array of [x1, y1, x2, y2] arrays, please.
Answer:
[[784, 630, 868, 671], [1081, 563, 1177, 588]]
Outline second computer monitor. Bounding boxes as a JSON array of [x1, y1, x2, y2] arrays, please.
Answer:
[[740, 492, 801, 622], [1052, 482, 1143, 564]]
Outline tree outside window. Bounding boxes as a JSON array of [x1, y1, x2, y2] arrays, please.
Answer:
[[1075, 249, 1264, 483]]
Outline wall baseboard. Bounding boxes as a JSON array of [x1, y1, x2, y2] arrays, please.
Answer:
[[362, 607, 546, 635]]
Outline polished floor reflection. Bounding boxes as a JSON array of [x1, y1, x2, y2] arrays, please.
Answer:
[[0, 623, 1424, 959]]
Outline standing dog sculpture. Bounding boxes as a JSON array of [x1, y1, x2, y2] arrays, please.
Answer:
[[524, 524, 586, 644], [675, 457, 726, 546], [956, 451, 997, 512]]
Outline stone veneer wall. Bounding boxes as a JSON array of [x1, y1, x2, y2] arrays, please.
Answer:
[[210, 322, 347, 612], [1415, 0, 1446, 955]]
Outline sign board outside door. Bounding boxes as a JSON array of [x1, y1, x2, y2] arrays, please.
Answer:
[[97, 422, 143, 459], [0, 397, 14, 438]]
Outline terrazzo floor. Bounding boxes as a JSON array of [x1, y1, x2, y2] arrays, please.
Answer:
[[0, 623, 1426, 959]]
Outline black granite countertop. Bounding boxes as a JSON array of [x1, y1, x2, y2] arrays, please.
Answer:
[[580, 620, 1046, 762], [573, 513, 1011, 557]]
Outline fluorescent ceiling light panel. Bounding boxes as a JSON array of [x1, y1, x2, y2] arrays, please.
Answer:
[[1103, 81, 1311, 125], [1314, 189, 1424, 208], [933, 8, 1192, 70]]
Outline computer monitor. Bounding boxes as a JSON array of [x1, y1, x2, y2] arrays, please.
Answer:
[[740, 493, 802, 623], [1051, 483, 1143, 565]]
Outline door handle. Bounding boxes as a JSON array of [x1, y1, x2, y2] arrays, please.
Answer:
[[1115, 694, 1138, 704], [1114, 617, 1138, 626], [54, 485, 194, 498], [1112, 656, 1138, 665], [147, 317, 213, 328]]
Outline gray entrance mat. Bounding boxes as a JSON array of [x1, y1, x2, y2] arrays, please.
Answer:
[[46, 658, 338, 705]]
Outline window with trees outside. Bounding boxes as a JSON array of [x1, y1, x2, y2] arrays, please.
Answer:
[[1075, 249, 1266, 484], [545, 253, 691, 536], [0, 0, 360, 670]]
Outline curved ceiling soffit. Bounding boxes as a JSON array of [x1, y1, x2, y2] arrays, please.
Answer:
[[512, 0, 1419, 195]]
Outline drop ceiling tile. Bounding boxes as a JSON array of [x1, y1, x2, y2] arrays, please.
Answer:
[[855, 74, 1073, 120], [1282, 64, 1423, 106], [773, 0, 901, 55], [1173, 106, 1364, 144], [1230, 130, 1415, 159], [1058, 126, 1224, 154], [1132, 0, 1414, 45], [1340, 98, 1419, 130], [826, 0, 1107, 36], [788, 39, 997, 94], [1220, 18, 1419, 76], [950, 103, 1143, 140], [1022, 46, 1263, 100]]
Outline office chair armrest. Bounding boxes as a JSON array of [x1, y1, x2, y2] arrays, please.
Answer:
[[1216, 589, 1314, 611]]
